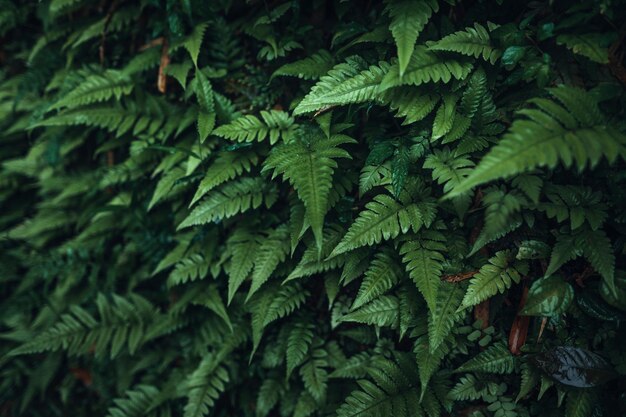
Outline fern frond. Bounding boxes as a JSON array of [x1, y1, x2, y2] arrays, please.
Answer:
[[249, 282, 309, 353], [287, 320, 315, 378], [380, 46, 473, 91], [184, 354, 230, 417], [460, 251, 528, 310], [248, 224, 290, 299], [263, 132, 355, 253], [450, 86, 626, 195], [341, 295, 399, 328], [546, 227, 615, 294], [178, 177, 278, 229], [105, 385, 161, 417], [384, 87, 439, 125], [213, 110, 295, 144], [12, 293, 158, 358], [184, 21, 209, 66], [352, 248, 404, 310], [225, 227, 262, 302], [272, 50, 335, 80], [167, 253, 210, 287], [50, 69, 133, 110], [399, 230, 447, 312], [336, 354, 424, 417], [293, 61, 390, 115], [428, 282, 465, 353], [331, 188, 437, 257], [455, 342, 516, 374], [37, 98, 192, 139], [286, 225, 347, 281], [538, 185, 607, 230], [300, 348, 329, 402], [190, 150, 259, 206], [429, 23, 502, 64], [387, 0, 438, 76]]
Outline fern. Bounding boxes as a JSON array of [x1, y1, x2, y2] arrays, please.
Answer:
[[352, 248, 404, 310], [336, 354, 424, 417], [460, 251, 528, 310], [190, 150, 259, 206], [178, 178, 278, 229], [428, 282, 465, 353], [450, 86, 626, 195], [293, 61, 390, 115], [300, 348, 329, 402], [263, 131, 355, 253], [545, 227, 615, 293], [287, 320, 315, 378], [50, 69, 133, 110], [12, 294, 158, 358], [213, 110, 295, 144], [184, 354, 231, 417], [248, 224, 290, 298], [387, 0, 438, 76], [455, 342, 516, 374], [341, 296, 400, 328], [272, 50, 335, 80], [331, 186, 437, 256], [105, 385, 161, 417], [380, 46, 474, 90], [399, 230, 446, 312], [167, 254, 210, 287], [384, 88, 439, 125], [184, 21, 209, 66], [428, 23, 502, 64], [538, 185, 607, 231]]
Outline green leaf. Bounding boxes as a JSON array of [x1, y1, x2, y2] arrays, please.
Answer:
[[293, 61, 390, 115], [531, 346, 615, 388], [428, 281, 465, 352], [331, 187, 437, 256], [450, 86, 626, 196], [520, 275, 573, 316], [387, 0, 438, 76], [352, 248, 404, 310], [263, 132, 355, 254], [557, 34, 609, 64], [455, 342, 516, 374], [287, 321, 315, 378], [184, 22, 209, 67], [429, 23, 501, 64], [460, 251, 528, 310], [399, 230, 446, 312], [432, 94, 457, 140]]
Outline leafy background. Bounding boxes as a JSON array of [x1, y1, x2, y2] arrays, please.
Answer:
[[1, 0, 626, 417]]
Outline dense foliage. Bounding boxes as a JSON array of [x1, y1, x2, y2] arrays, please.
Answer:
[[2, 0, 626, 416]]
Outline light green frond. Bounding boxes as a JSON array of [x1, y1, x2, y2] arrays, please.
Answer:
[[293, 62, 390, 115], [178, 177, 278, 229], [331, 190, 437, 257], [429, 23, 501, 64], [263, 132, 355, 253], [213, 110, 295, 144], [352, 248, 404, 310], [399, 230, 447, 312], [450, 86, 626, 196], [387, 0, 438, 76], [460, 250, 528, 310], [190, 150, 259, 206], [380, 46, 473, 91], [50, 69, 133, 110], [455, 342, 516, 374], [272, 50, 335, 80]]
